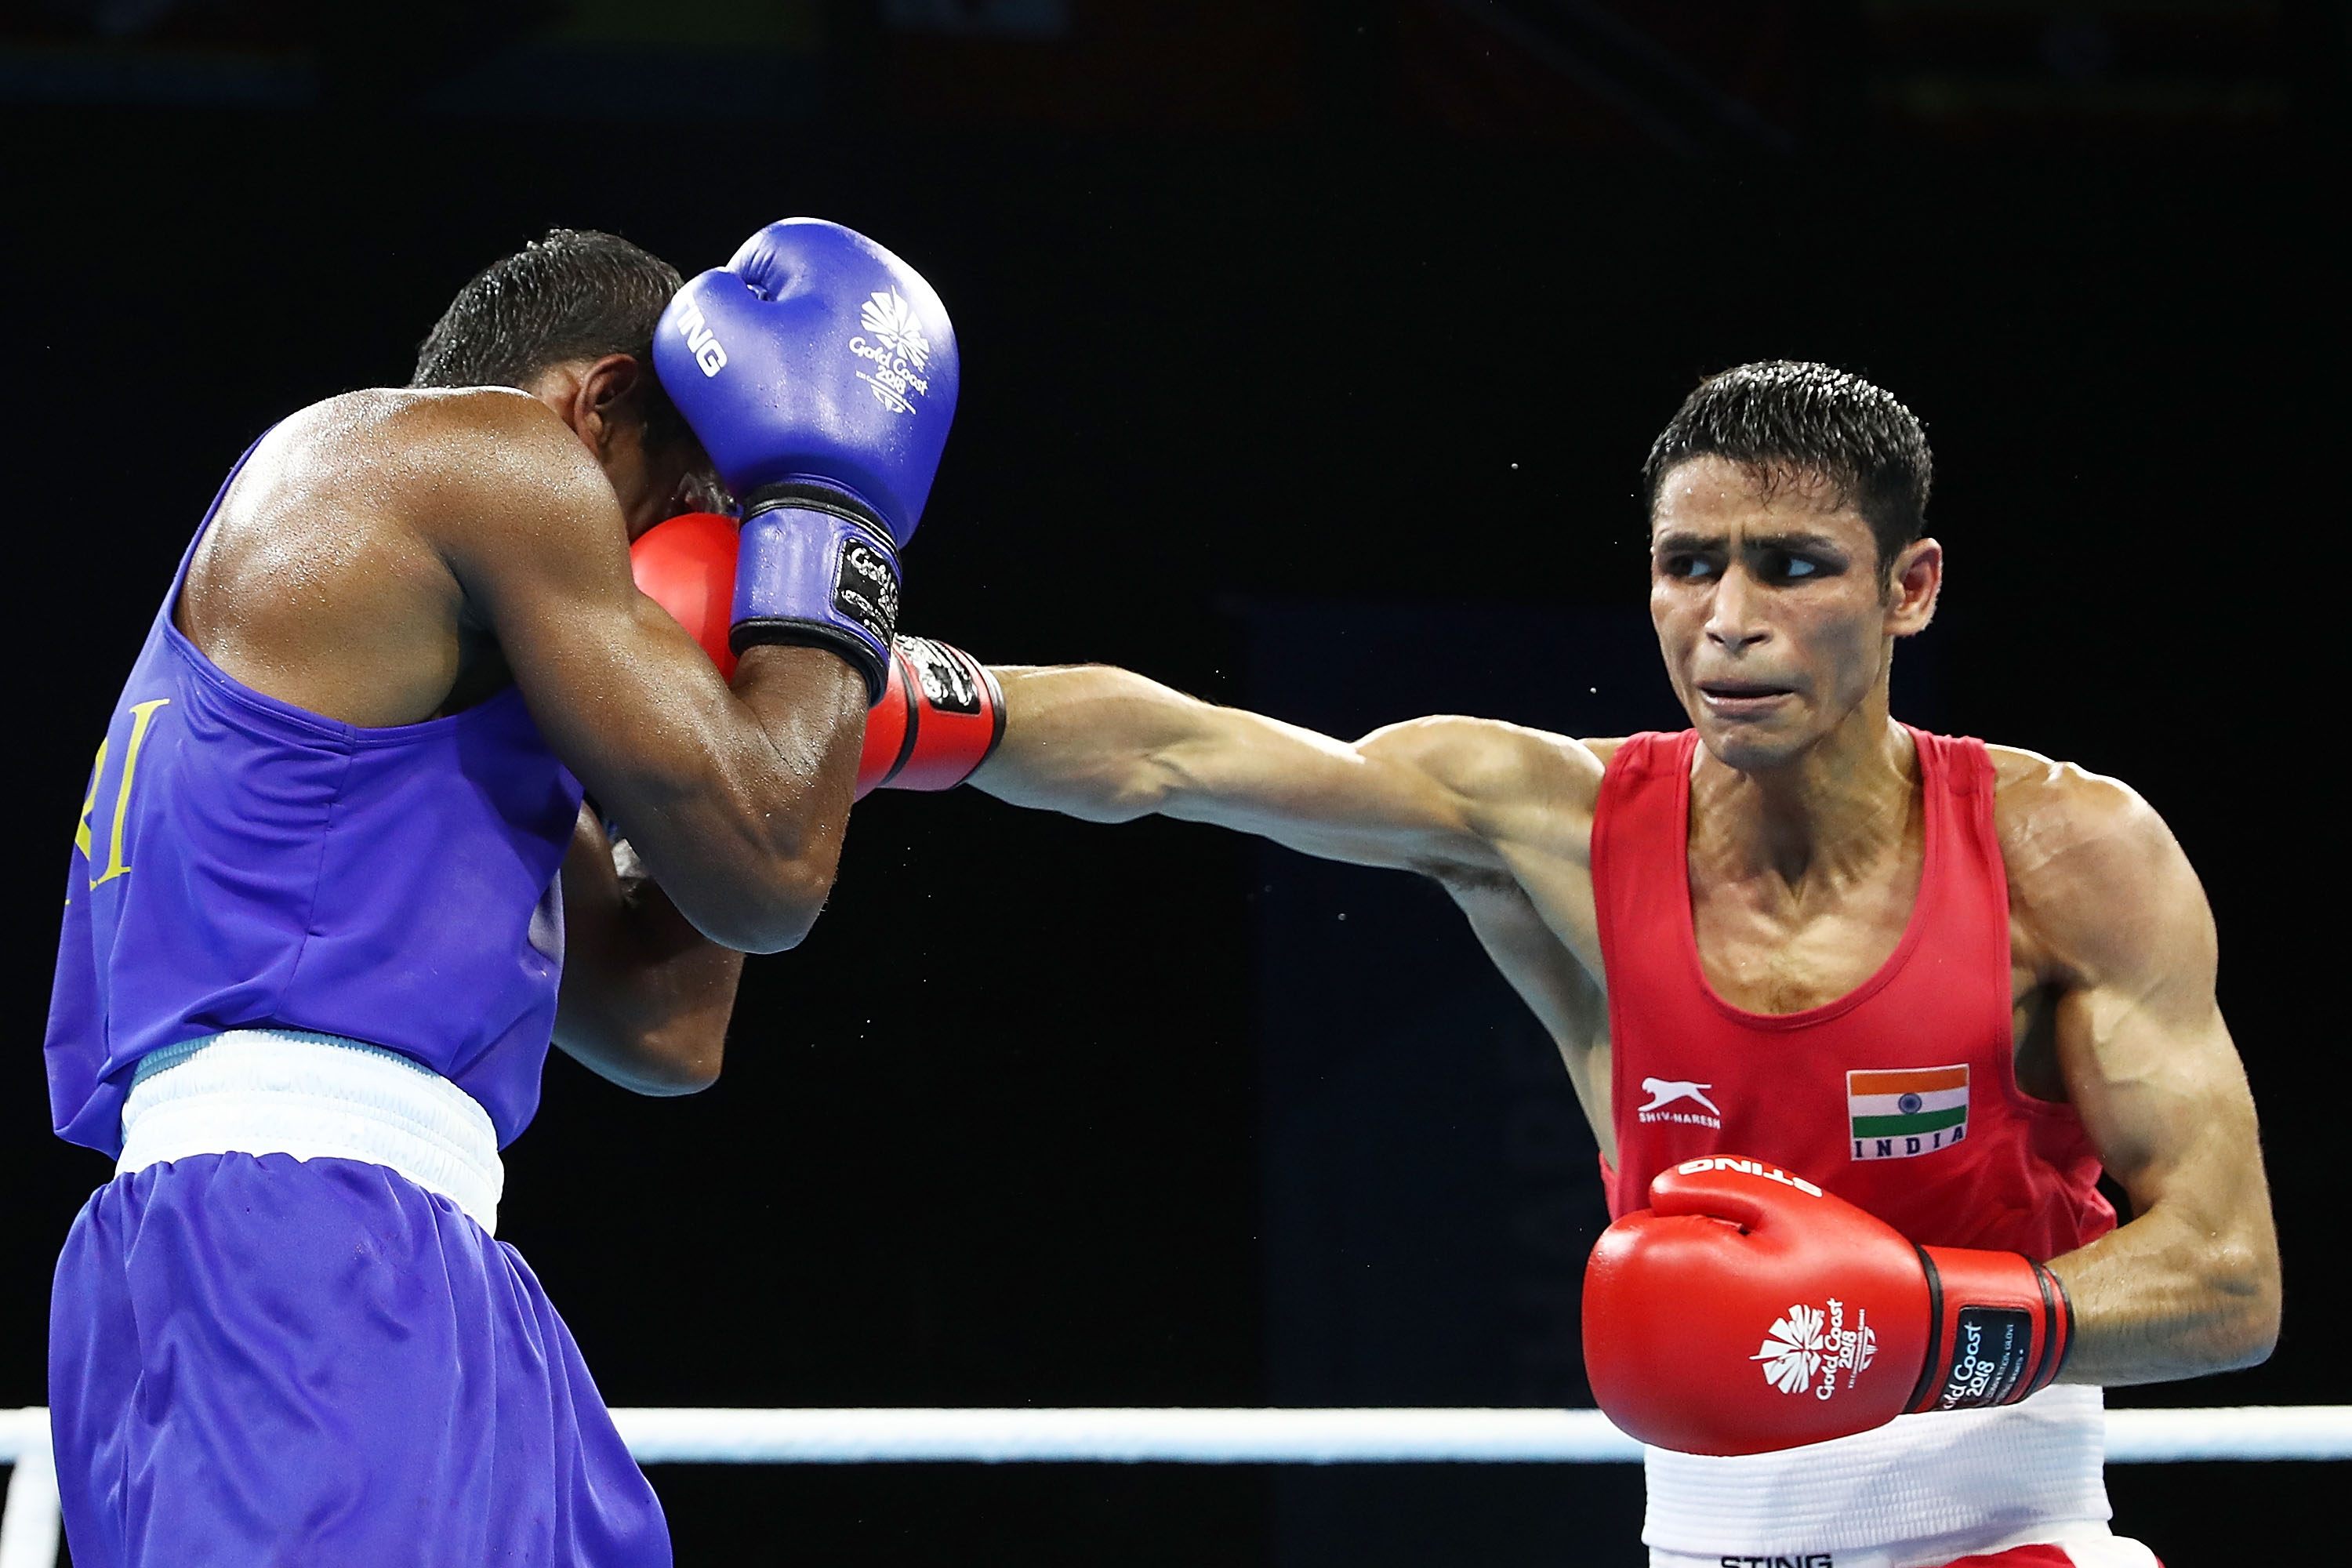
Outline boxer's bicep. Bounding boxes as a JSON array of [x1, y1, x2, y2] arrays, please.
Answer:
[[419, 410, 742, 796], [1164, 713, 1591, 880], [2037, 785, 2245, 1201], [1162, 714, 1496, 870], [427, 428, 860, 951], [2059, 943, 2260, 1252], [979, 665, 1493, 868], [2032, 782, 2279, 1379]]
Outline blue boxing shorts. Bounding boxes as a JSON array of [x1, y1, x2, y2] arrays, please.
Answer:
[[46, 1033, 669, 1568]]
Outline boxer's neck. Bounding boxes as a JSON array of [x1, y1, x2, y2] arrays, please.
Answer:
[[522, 356, 696, 539], [1688, 688, 1918, 896]]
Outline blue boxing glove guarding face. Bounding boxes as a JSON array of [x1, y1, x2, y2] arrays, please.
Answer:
[[652, 219, 960, 702]]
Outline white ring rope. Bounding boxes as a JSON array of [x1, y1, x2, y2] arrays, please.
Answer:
[[5, 1405, 2352, 1467], [4, 1406, 2343, 1566], [612, 1406, 1648, 1464]]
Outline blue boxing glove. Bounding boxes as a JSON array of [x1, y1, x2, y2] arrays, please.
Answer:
[[653, 219, 960, 702]]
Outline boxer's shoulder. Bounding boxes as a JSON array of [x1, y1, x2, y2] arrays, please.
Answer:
[[1581, 735, 1630, 769], [207, 387, 606, 591], [186, 387, 619, 726], [1984, 742, 2168, 861], [241, 387, 599, 515], [1984, 742, 2199, 977], [1359, 716, 1605, 849]]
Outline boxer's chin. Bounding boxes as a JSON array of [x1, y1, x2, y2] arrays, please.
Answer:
[[1693, 710, 1817, 776]]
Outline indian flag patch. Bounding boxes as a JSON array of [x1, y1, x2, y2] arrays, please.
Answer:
[[1848, 1065, 1969, 1161]]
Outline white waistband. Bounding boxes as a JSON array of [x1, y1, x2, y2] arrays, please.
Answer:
[[118, 1029, 503, 1234], [1648, 1517, 2158, 1568], [1642, 1384, 2110, 1556]]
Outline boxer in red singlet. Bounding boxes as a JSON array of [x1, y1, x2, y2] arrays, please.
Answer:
[[951, 363, 2279, 1566]]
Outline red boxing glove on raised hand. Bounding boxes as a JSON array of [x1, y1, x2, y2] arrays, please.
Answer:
[[630, 512, 742, 678], [630, 514, 1000, 799], [1582, 1156, 2072, 1457]]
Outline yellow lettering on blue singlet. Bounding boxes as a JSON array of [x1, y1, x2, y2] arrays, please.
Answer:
[[73, 738, 107, 865], [85, 699, 170, 888]]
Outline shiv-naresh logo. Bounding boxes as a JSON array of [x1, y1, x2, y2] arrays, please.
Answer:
[[1637, 1076, 1722, 1129], [1754, 1298, 1876, 1401]]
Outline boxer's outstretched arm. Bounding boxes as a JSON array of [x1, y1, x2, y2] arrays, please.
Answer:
[[2005, 764, 2281, 1385], [970, 664, 1596, 879], [429, 396, 866, 954], [553, 807, 743, 1094]]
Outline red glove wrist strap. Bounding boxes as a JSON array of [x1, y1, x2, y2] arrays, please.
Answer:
[[1904, 1245, 2074, 1414], [855, 637, 1004, 799]]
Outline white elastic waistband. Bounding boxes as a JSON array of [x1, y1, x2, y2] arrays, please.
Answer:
[[1642, 1384, 2110, 1556], [1648, 1518, 2155, 1568], [118, 1029, 503, 1234]]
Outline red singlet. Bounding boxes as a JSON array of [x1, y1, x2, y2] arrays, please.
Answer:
[[1592, 727, 2114, 1261]]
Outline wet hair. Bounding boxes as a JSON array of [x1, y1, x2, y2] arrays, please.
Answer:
[[1642, 361, 1933, 573], [411, 227, 688, 448]]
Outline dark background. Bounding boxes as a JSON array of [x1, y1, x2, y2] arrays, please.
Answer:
[[1, 2, 2343, 1562]]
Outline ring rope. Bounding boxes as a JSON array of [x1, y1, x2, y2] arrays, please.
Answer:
[[7, 1405, 2342, 1565], [6, 1405, 2351, 1468]]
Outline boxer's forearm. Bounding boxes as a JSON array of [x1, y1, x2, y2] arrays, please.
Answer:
[[554, 808, 745, 1094], [2049, 1193, 2279, 1385], [2047, 1061, 2279, 1386], [971, 665, 1235, 822], [635, 641, 866, 953]]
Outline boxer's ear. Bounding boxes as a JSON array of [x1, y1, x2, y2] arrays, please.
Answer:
[[572, 353, 648, 459], [521, 353, 642, 459], [1886, 536, 1942, 637]]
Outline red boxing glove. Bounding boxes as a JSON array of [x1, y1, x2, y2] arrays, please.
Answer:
[[1582, 1155, 2072, 1457], [856, 636, 1004, 799], [632, 515, 1000, 798], [630, 512, 740, 680]]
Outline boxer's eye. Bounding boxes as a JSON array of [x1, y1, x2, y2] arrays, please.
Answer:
[[1757, 549, 1839, 585], [1661, 553, 1719, 582]]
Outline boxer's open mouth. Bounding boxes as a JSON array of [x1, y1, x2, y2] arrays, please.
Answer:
[[1697, 681, 1795, 715]]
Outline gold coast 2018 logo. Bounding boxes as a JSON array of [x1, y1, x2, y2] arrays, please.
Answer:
[[1754, 1298, 1877, 1401], [850, 289, 933, 416]]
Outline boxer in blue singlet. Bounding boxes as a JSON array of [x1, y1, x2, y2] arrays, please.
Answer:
[[43, 223, 961, 1566]]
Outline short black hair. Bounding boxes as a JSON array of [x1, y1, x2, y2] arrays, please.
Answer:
[[1642, 361, 1933, 572], [412, 227, 688, 447]]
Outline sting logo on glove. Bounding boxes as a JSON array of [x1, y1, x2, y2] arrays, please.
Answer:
[[671, 298, 729, 377]]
